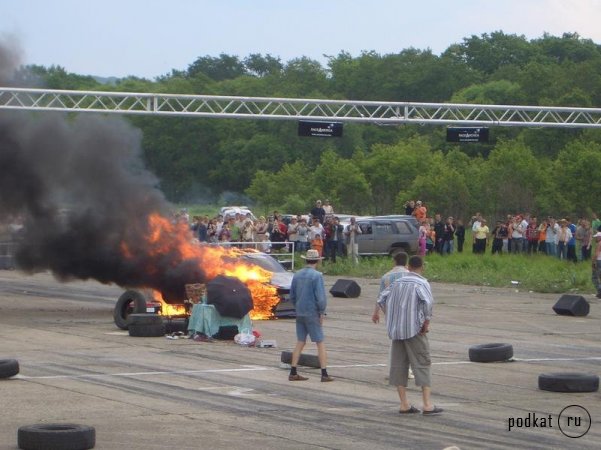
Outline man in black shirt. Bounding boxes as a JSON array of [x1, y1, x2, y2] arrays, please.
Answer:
[[433, 214, 445, 255], [310, 200, 326, 224]]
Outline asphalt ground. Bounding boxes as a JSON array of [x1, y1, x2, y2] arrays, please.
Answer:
[[0, 269, 600, 450]]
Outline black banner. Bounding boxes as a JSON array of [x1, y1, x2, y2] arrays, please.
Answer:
[[446, 127, 489, 143], [298, 121, 343, 137]]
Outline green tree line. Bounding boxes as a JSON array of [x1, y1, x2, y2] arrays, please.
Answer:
[[18, 31, 601, 220]]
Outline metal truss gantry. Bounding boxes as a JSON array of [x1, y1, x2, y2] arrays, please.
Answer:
[[1, 86, 601, 128]]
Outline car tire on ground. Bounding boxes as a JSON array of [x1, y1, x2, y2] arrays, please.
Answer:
[[281, 350, 320, 368], [114, 290, 148, 330], [18, 423, 95, 450], [390, 246, 409, 258], [468, 343, 514, 362], [538, 372, 599, 393], [128, 322, 166, 337], [127, 313, 163, 326], [0, 359, 19, 378]]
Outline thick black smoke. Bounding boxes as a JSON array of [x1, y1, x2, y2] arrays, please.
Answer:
[[0, 40, 206, 300]]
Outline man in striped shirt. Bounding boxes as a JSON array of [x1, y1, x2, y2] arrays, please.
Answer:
[[372, 251, 414, 380], [376, 255, 442, 415], [372, 251, 409, 324]]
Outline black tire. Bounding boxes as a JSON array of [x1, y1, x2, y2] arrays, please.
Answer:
[[128, 322, 166, 337], [0, 359, 19, 378], [113, 290, 148, 330], [468, 343, 514, 362], [390, 246, 409, 257], [538, 372, 599, 393], [281, 350, 320, 368], [164, 318, 188, 334], [127, 313, 163, 326], [18, 423, 95, 450]]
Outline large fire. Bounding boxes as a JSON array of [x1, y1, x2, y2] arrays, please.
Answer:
[[120, 213, 280, 320]]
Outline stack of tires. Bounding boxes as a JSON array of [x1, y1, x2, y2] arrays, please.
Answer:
[[127, 314, 165, 337], [113, 290, 148, 330], [113, 290, 165, 337]]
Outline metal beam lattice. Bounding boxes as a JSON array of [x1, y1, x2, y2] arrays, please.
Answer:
[[2, 87, 601, 128]]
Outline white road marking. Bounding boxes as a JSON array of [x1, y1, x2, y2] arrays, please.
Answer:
[[17, 366, 273, 380], [511, 356, 601, 362], [196, 386, 257, 396], [228, 387, 255, 396], [15, 356, 601, 380]]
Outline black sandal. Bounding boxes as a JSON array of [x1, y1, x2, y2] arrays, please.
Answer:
[[422, 406, 443, 416], [399, 405, 420, 414]]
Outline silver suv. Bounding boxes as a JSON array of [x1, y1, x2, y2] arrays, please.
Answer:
[[353, 215, 419, 256]]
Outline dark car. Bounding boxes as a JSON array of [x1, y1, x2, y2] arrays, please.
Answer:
[[353, 215, 419, 256], [113, 252, 294, 329]]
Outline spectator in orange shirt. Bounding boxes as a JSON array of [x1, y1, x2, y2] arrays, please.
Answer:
[[311, 234, 324, 258], [413, 200, 427, 222]]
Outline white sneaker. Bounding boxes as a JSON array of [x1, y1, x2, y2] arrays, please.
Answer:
[[409, 368, 415, 379]]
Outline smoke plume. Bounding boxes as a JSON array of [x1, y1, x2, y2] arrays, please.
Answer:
[[0, 40, 207, 300], [0, 35, 21, 85]]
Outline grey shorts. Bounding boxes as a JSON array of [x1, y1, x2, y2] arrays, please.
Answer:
[[296, 315, 324, 343], [389, 334, 431, 387]]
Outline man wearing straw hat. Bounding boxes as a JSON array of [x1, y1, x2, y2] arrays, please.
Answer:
[[288, 249, 333, 382]]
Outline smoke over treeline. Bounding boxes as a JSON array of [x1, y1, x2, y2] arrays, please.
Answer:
[[0, 39, 207, 299]]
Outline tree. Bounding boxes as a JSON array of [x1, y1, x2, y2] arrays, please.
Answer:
[[20, 65, 100, 90], [246, 161, 314, 211], [312, 150, 371, 214], [17, 37, 601, 219], [279, 57, 328, 97], [208, 133, 285, 192], [451, 80, 524, 105], [380, 48, 474, 102], [534, 32, 601, 64], [327, 50, 382, 100], [479, 140, 547, 218], [243, 53, 283, 77], [361, 136, 433, 214], [401, 156, 471, 220], [554, 140, 601, 216], [445, 31, 538, 75], [187, 54, 246, 81]]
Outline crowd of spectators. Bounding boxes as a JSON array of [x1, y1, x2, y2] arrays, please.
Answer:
[[406, 200, 600, 263], [179, 199, 601, 267], [181, 200, 353, 262]]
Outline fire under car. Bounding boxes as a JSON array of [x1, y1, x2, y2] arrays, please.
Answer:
[[112, 251, 294, 330]]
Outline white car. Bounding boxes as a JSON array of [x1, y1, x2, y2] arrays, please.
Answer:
[[219, 206, 256, 221]]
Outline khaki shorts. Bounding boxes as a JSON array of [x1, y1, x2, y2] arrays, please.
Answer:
[[389, 334, 431, 387]]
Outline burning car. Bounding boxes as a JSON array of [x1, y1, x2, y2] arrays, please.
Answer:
[[113, 250, 294, 330]]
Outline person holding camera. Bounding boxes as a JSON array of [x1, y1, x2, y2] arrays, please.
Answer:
[[345, 217, 363, 264]]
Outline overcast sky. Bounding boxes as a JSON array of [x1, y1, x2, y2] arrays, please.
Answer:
[[1, 0, 601, 79]]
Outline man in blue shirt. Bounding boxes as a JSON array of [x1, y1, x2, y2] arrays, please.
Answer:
[[288, 249, 333, 382]]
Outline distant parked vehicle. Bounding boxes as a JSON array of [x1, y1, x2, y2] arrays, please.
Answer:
[[341, 215, 419, 257], [219, 206, 256, 220]]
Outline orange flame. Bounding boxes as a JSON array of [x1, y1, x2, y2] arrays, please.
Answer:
[[121, 213, 281, 319], [148, 290, 187, 316]]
